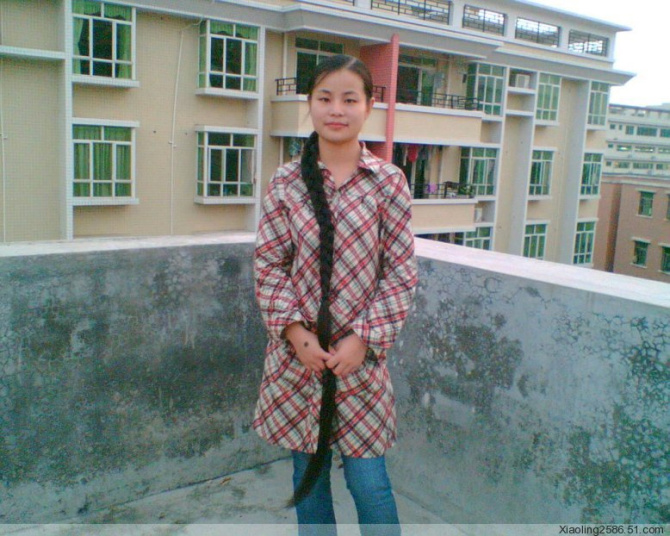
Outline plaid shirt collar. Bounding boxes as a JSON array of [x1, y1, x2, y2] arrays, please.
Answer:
[[317, 143, 383, 176]]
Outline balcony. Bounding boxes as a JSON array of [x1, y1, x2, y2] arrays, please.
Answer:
[[1, 235, 667, 527], [371, 0, 452, 25]]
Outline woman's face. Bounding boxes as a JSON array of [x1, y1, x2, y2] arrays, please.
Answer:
[[308, 69, 373, 148]]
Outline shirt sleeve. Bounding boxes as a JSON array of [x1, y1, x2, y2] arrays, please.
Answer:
[[254, 171, 306, 341], [349, 170, 418, 359]]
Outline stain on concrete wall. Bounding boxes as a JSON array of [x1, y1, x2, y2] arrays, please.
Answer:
[[389, 257, 669, 524], [0, 243, 280, 523]]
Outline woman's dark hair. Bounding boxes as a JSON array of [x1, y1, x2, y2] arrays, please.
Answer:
[[288, 55, 373, 507]]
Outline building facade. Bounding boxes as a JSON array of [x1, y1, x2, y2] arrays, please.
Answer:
[[594, 104, 670, 282], [0, 0, 631, 266]]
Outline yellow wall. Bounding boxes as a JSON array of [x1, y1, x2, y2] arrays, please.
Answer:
[[394, 110, 481, 144], [0, 0, 62, 52], [412, 201, 475, 233], [73, 11, 260, 237], [0, 58, 64, 241]]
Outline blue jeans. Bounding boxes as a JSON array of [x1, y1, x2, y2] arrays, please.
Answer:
[[291, 450, 401, 536]]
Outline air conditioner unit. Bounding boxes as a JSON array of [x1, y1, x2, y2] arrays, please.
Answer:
[[513, 74, 531, 89]]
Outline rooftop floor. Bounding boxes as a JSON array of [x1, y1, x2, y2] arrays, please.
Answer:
[[2, 458, 544, 536]]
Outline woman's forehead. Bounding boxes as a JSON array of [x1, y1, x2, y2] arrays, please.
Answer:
[[313, 69, 366, 93]]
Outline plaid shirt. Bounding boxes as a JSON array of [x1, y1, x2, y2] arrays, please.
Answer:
[[253, 146, 418, 457]]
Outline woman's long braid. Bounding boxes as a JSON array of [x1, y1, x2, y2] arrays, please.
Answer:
[[288, 131, 338, 507]]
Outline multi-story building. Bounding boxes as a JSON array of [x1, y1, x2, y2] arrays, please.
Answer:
[[0, 0, 631, 266], [594, 103, 670, 282]]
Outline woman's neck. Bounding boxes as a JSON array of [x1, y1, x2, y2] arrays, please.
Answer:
[[318, 138, 361, 188]]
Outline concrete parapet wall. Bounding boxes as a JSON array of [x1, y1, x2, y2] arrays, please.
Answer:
[[0, 234, 281, 523], [390, 239, 669, 524], [0, 234, 668, 523]]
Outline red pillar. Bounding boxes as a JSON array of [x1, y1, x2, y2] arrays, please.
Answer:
[[360, 34, 399, 163]]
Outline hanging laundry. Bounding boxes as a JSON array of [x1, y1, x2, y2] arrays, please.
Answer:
[[407, 144, 420, 162]]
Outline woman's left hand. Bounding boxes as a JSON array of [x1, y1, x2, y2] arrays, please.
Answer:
[[326, 332, 367, 377]]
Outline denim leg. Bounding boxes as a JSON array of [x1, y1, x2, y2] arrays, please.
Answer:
[[291, 450, 337, 536], [342, 454, 401, 536]]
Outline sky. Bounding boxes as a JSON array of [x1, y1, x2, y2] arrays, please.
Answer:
[[530, 0, 670, 107]]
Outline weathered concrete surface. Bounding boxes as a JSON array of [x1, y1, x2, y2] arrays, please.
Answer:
[[389, 239, 669, 524], [1, 234, 668, 525], [0, 234, 283, 523]]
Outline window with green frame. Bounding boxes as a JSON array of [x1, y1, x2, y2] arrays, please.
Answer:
[[73, 0, 133, 79], [529, 150, 553, 196], [638, 191, 654, 217], [295, 38, 344, 95], [632, 240, 649, 267], [523, 223, 547, 259], [197, 132, 255, 197], [459, 147, 497, 196], [536, 74, 560, 121], [467, 63, 505, 115], [573, 221, 596, 265], [199, 20, 258, 91], [581, 153, 602, 196], [455, 226, 492, 250], [661, 247, 670, 273], [588, 82, 609, 126], [73, 125, 133, 198]]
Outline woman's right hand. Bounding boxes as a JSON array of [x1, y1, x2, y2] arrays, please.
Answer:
[[285, 322, 332, 372]]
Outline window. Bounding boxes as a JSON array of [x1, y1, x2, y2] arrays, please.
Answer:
[[637, 126, 658, 137], [197, 131, 255, 198], [463, 6, 506, 36], [371, 0, 452, 24], [632, 240, 648, 267], [515, 18, 560, 47], [573, 221, 596, 265], [73, 124, 133, 199], [459, 147, 497, 196], [568, 30, 609, 57], [455, 226, 492, 250], [581, 153, 602, 196], [616, 145, 632, 152], [588, 82, 609, 126], [635, 146, 655, 153], [638, 192, 654, 217], [667, 195, 670, 220], [467, 63, 505, 115], [295, 38, 344, 94], [660, 129, 670, 138], [397, 55, 438, 106], [73, 1, 134, 79], [529, 150, 553, 196], [633, 162, 653, 170], [613, 161, 630, 169], [536, 73, 560, 121], [659, 147, 670, 154], [625, 125, 635, 135], [523, 223, 547, 259], [661, 247, 670, 274], [199, 20, 258, 91]]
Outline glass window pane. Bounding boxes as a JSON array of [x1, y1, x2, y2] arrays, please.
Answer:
[[244, 42, 257, 76], [210, 21, 234, 36], [92, 19, 113, 59], [74, 125, 101, 140], [116, 24, 131, 61], [208, 184, 221, 196], [73, 183, 90, 197], [116, 145, 131, 180], [209, 133, 231, 146], [74, 144, 90, 180], [225, 150, 239, 183], [73, 0, 101, 16], [104, 127, 131, 141], [226, 39, 242, 75], [235, 25, 258, 40], [233, 134, 254, 147], [210, 149, 223, 182], [225, 76, 241, 90], [211, 38, 223, 71], [105, 5, 132, 21], [93, 143, 112, 181], [243, 79, 256, 91], [93, 182, 113, 197], [115, 183, 131, 197], [240, 149, 253, 183]]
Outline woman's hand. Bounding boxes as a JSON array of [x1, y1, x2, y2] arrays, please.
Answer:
[[285, 322, 332, 372], [326, 332, 367, 377]]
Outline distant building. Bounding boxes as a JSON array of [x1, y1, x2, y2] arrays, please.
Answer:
[[0, 0, 631, 266], [594, 104, 670, 282]]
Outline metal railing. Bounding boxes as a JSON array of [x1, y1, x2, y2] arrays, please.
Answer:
[[413, 181, 474, 200], [276, 77, 386, 102], [396, 88, 481, 111], [371, 0, 452, 24]]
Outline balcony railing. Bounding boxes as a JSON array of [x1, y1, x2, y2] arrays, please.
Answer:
[[396, 88, 482, 110], [371, 0, 452, 24], [413, 181, 474, 199], [276, 77, 386, 102]]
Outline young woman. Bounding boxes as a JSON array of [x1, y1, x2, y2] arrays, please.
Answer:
[[253, 55, 418, 535]]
